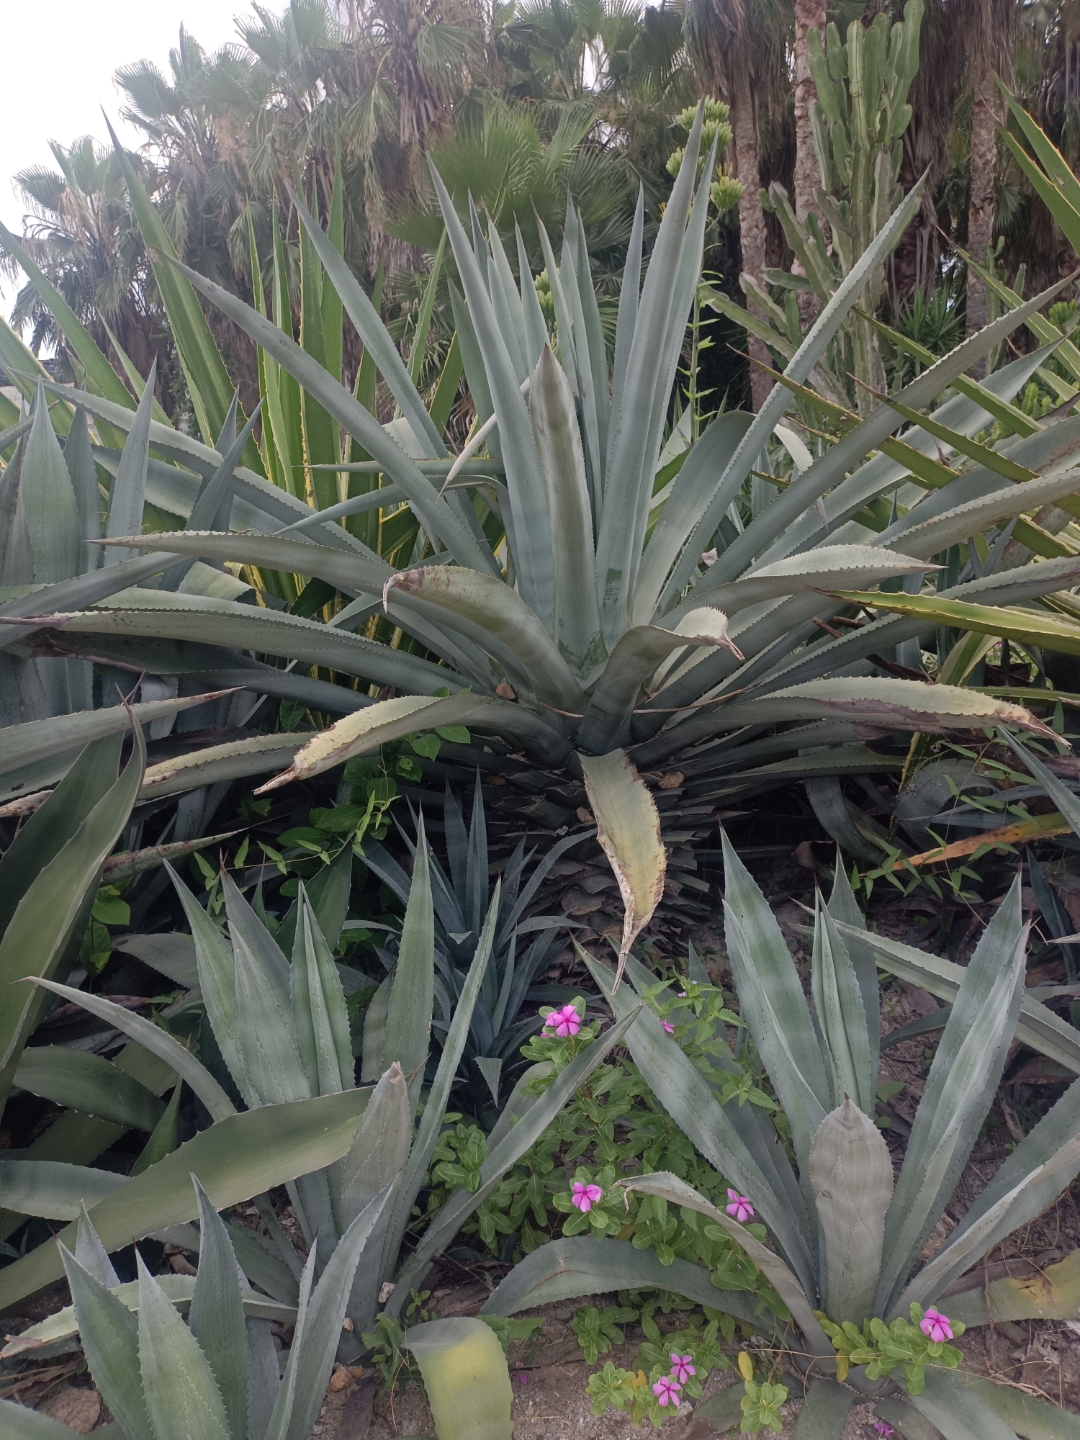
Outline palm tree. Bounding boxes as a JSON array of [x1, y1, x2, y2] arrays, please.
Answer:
[[0, 138, 181, 401], [791, 0, 825, 225], [685, 0, 785, 410], [965, 0, 1018, 332]]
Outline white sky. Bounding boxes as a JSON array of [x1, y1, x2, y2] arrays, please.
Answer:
[[1, 0, 279, 311]]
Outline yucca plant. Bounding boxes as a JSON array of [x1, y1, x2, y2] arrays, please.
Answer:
[[0, 1175, 516, 1440], [476, 835, 1080, 1437]]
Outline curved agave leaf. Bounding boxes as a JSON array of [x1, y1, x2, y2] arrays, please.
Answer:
[[577, 609, 741, 752], [0, 689, 233, 778], [670, 544, 935, 623], [911, 1369, 1020, 1440], [770, 347, 1063, 563], [29, 592, 457, 695], [385, 564, 587, 710], [30, 978, 235, 1122], [14, 1047, 166, 1133], [616, 1172, 832, 1358], [479, 1234, 779, 1333], [0, 552, 183, 651], [40, 380, 371, 553], [643, 677, 1055, 753], [0, 724, 147, 1116], [579, 750, 666, 986], [836, 590, 1080, 660], [1, 1274, 294, 1358], [0, 1158, 128, 1218], [753, 553, 1080, 700], [141, 733, 305, 800], [879, 464, 1080, 557], [0, 1087, 373, 1311], [958, 1371, 1080, 1440], [899, 1071, 1080, 1311], [99, 531, 500, 684], [257, 693, 571, 793]]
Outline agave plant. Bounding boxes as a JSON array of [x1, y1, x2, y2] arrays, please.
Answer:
[[7, 101, 1080, 953], [0, 813, 635, 1333], [360, 775, 585, 1115], [0, 1175, 516, 1440], [476, 835, 1080, 1437], [0, 711, 265, 1264]]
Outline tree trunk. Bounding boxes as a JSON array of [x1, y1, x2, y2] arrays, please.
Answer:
[[966, 58, 999, 336], [731, 67, 772, 412], [792, 0, 826, 224]]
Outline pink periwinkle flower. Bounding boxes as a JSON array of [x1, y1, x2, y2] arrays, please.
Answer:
[[571, 1181, 603, 1213], [872, 1423, 894, 1437], [919, 1307, 953, 1343], [514, 1370, 528, 1385], [653, 1375, 682, 1408], [669, 1353, 696, 1385], [543, 1003, 581, 1037], [726, 1189, 755, 1223], [661, 1020, 675, 1034]]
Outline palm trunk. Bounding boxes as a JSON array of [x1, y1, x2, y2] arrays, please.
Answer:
[[792, 0, 826, 224], [966, 59, 998, 336], [731, 67, 771, 412]]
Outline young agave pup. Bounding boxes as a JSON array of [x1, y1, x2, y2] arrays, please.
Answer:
[[483, 834, 1080, 1438]]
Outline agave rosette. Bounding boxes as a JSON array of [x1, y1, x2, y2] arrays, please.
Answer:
[[4, 110, 1080, 914]]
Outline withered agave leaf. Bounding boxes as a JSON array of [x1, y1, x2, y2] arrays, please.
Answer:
[[579, 749, 666, 990]]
